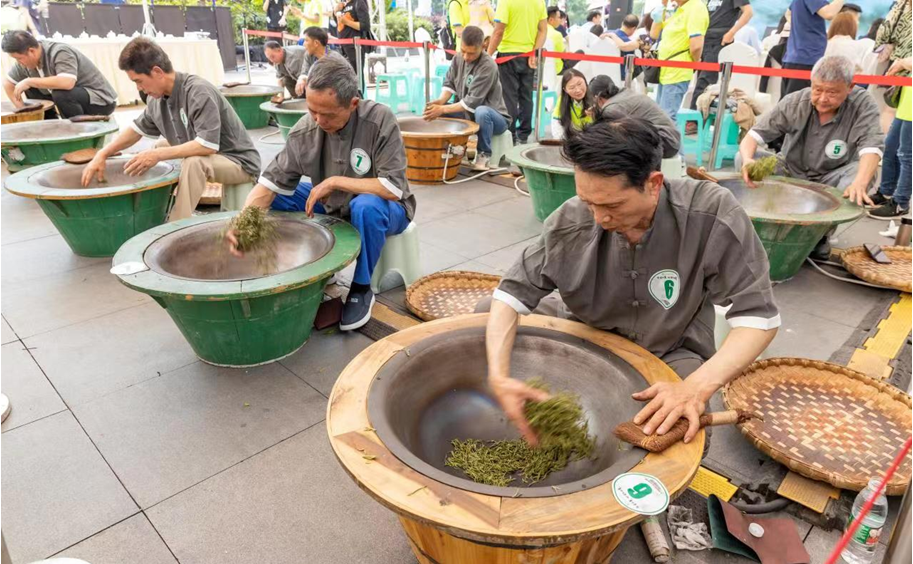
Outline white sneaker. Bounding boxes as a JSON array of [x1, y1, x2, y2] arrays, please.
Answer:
[[472, 154, 490, 171]]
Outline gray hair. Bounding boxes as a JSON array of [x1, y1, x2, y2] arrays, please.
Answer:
[[811, 55, 855, 84], [307, 55, 359, 106]]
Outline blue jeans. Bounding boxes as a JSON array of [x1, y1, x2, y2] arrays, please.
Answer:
[[271, 181, 410, 285], [473, 106, 509, 156], [878, 117, 912, 209], [656, 81, 690, 123]]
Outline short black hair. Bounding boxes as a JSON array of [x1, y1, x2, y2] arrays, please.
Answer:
[[590, 25, 604, 36], [622, 14, 639, 28], [461, 26, 485, 47], [586, 10, 601, 22], [1, 30, 39, 55], [547, 6, 560, 19], [560, 10, 567, 18], [304, 26, 328, 46], [841, 3, 862, 13], [264, 40, 282, 51], [562, 113, 662, 190], [118, 37, 174, 75], [588, 74, 619, 100]]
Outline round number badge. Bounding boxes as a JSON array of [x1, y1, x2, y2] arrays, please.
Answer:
[[612, 472, 670, 515]]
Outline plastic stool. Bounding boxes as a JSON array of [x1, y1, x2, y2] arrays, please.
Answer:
[[220, 181, 255, 212], [703, 112, 740, 169], [370, 222, 421, 293], [375, 74, 411, 113], [527, 90, 558, 134], [676, 109, 706, 166], [409, 76, 444, 114], [489, 129, 514, 168], [434, 64, 450, 79]]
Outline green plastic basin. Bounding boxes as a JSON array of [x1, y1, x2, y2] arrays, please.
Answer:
[[5, 157, 180, 257], [715, 174, 863, 281], [221, 84, 283, 129], [111, 212, 361, 367], [1, 119, 120, 171], [507, 143, 576, 222], [260, 99, 309, 140]]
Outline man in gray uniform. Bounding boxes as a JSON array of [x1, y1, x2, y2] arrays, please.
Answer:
[[590, 75, 681, 158], [81, 38, 260, 222], [229, 55, 415, 332], [737, 55, 883, 258], [424, 26, 511, 171], [483, 116, 779, 446], [265, 28, 345, 99], [2, 30, 116, 118]]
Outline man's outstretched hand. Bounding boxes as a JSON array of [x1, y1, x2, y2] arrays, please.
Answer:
[[490, 377, 550, 446]]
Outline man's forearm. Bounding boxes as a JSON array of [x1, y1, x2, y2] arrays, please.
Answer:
[[3, 79, 18, 101], [333, 176, 398, 201], [688, 326, 777, 402], [729, 6, 753, 36], [854, 153, 881, 187], [25, 76, 76, 90], [244, 183, 278, 209], [690, 36, 704, 63], [488, 27, 505, 55], [99, 128, 143, 158], [739, 133, 759, 164], [486, 299, 519, 381], [534, 22, 547, 50], [818, 0, 844, 20], [152, 140, 216, 161]]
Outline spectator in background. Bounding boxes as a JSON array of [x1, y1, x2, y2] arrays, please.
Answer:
[[825, 12, 866, 72], [546, 6, 566, 74], [590, 24, 604, 37], [869, 57, 912, 218], [13, 0, 40, 36], [606, 14, 642, 80], [864, 18, 884, 41], [735, 24, 762, 53], [448, 0, 470, 49], [650, 0, 709, 122], [336, 0, 370, 87], [557, 10, 569, 37], [487, 0, 547, 144], [291, 0, 325, 36], [469, 0, 495, 39], [876, 0, 911, 64], [839, 2, 862, 23], [581, 10, 602, 32], [551, 69, 595, 138], [263, 0, 290, 33], [781, 0, 845, 97], [689, 0, 753, 112]]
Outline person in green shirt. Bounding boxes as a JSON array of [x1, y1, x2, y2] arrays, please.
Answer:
[[869, 57, 912, 218], [546, 6, 565, 74], [649, 0, 709, 122], [551, 69, 594, 138], [487, 0, 547, 144], [448, 0, 471, 49]]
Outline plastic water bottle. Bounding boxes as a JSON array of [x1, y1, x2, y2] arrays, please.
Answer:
[[840, 479, 888, 564]]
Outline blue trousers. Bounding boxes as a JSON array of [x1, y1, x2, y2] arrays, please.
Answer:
[[878, 117, 912, 209], [656, 81, 690, 123], [444, 106, 508, 157], [271, 181, 410, 285]]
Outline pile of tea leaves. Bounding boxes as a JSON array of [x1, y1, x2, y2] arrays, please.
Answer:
[[746, 155, 779, 183], [225, 206, 279, 271], [445, 380, 595, 487]]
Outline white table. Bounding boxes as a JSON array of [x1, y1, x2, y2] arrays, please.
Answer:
[[2, 36, 225, 105]]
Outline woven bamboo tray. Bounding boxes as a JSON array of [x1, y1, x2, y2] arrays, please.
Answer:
[[842, 246, 911, 293], [723, 358, 912, 494], [405, 271, 501, 321]]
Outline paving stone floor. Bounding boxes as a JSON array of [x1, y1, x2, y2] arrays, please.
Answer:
[[0, 66, 906, 564]]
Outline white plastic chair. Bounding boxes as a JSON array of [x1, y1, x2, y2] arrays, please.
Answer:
[[718, 41, 760, 95], [566, 30, 591, 53], [579, 38, 622, 85], [542, 35, 559, 92]]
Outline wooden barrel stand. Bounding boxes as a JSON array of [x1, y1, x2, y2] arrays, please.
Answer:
[[327, 315, 704, 564], [0, 100, 54, 125], [399, 117, 480, 184]]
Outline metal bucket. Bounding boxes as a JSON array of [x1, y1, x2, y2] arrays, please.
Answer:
[[506, 143, 576, 222], [4, 158, 180, 257], [715, 174, 863, 281], [398, 116, 480, 184], [1, 119, 119, 171], [112, 212, 361, 367], [220, 84, 283, 129], [260, 99, 309, 140]]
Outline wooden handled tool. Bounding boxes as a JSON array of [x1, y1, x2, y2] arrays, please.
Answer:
[[13, 102, 43, 114], [614, 410, 759, 453], [61, 148, 121, 165], [222, 81, 250, 89], [68, 114, 111, 123], [686, 166, 719, 183], [539, 138, 563, 146]]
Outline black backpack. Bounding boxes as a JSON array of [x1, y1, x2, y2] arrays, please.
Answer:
[[439, 0, 459, 60]]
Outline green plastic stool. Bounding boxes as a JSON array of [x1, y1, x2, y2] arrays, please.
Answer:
[[703, 112, 740, 169], [375, 74, 411, 113], [409, 76, 444, 114], [220, 181, 255, 212], [489, 129, 514, 168], [676, 109, 706, 166], [527, 90, 558, 135], [370, 222, 421, 293], [434, 64, 450, 79]]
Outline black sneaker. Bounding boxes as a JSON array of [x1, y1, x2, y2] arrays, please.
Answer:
[[810, 236, 831, 261], [868, 202, 909, 219], [870, 192, 891, 206], [340, 288, 375, 331]]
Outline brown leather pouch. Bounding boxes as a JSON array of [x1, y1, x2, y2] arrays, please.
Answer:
[[708, 495, 810, 564]]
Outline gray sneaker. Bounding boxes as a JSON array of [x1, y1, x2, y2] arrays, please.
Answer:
[[472, 154, 490, 171], [340, 288, 375, 331]]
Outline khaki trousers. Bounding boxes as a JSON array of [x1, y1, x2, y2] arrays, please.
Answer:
[[155, 140, 254, 222]]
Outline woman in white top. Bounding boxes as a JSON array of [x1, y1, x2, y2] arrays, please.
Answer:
[[825, 12, 870, 73]]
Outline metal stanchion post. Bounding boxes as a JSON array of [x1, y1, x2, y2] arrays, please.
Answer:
[[708, 61, 732, 171], [423, 41, 431, 106], [243, 31, 251, 84], [355, 38, 364, 98], [624, 55, 635, 90], [533, 48, 545, 142]]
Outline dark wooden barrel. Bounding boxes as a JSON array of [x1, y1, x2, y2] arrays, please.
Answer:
[[398, 116, 480, 184]]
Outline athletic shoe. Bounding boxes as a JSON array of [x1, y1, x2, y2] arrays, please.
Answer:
[[339, 288, 375, 331], [868, 202, 910, 219], [869, 192, 891, 207], [472, 154, 490, 171]]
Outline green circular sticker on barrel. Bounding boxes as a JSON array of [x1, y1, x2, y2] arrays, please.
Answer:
[[611, 472, 670, 515]]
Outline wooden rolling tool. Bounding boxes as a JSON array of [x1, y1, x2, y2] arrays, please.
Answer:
[[614, 410, 759, 453], [686, 166, 719, 183]]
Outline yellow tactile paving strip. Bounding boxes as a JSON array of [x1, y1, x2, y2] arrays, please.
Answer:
[[863, 294, 912, 363], [777, 470, 840, 513], [689, 466, 738, 501]]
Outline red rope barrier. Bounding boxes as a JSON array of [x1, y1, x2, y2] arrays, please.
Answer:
[[823, 436, 912, 564], [240, 32, 913, 88]]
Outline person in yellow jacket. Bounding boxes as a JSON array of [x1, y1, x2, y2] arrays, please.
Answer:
[[546, 5, 565, 74], [551, 69, 595, 138], [448, 0, 471, 49]]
